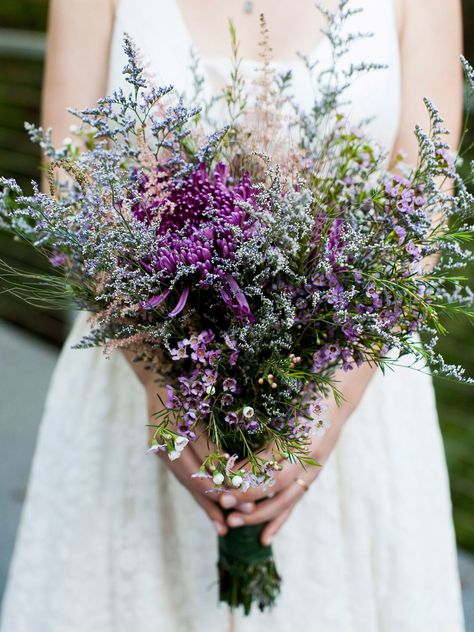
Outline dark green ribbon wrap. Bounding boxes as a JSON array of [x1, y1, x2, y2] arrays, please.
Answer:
[[217, 509, 281, 615]]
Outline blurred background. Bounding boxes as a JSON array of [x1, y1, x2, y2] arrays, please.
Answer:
[[0, 0, 473, 625]]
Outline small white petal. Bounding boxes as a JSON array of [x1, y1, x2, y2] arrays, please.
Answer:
[[174, 436, 189, 451], [205, 385, 216, 395], [242, 406, 254, 419], [168, 450, 181, 461]]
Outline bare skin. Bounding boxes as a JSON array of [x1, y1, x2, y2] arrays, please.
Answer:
[[43, 0, 463, 542]]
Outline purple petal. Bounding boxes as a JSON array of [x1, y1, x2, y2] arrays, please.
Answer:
[[141, 288, 171, 310], [224, 273, 254, 323], [168, 286, 190, 317]]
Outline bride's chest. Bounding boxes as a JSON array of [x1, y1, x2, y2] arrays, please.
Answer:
[[109, 0, 401, 151]]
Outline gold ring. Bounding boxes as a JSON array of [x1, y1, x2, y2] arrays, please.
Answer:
[[294, 478, 310, 492]]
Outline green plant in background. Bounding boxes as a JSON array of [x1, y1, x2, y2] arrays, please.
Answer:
[[0, 0, 472, 550]]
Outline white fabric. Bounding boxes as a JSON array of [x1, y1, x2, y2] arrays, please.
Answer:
[[0, 1, 466, 630]]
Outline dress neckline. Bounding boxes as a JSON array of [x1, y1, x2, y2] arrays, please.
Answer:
[[172, 0, 331, 71]]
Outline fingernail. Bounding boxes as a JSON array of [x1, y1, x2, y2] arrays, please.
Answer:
[[238, 502, 254, 514], [220, 494, 237, 508], [228, 515, 245, 527], [213, 521, 225, 535]]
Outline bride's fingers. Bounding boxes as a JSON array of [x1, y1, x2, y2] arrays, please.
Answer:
[[226, 479, 305, 527], [191, 490, 229, 536], [161, 448, 213, 495], [260, 505, 295, 546], [155, 447, 229, 533]]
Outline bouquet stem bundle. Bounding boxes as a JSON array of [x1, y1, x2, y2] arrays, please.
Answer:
[[218, 519, 280, 614]]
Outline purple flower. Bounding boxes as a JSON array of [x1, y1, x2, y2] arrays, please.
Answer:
[[49, 252, 68, 267], [136, 164, 258, 321], [198, 329, 215, 345], [229, 351, 239, 366], [183, 410, 198, 425], [326, 343, 340, 360], [198, 401, 212, 415], [202, 368, 218, 385], [207, 349, 222, 365], [170, 340, 188, 360], [190, 381, 206, 396], [225, 412, 239, 425], [221, 393, 234, 406], [394, 225, 407, 244], [165, 385, 180, 409], [220, 273, 254, 324], [405, 241, 421, 260], [191, 347, 207, 362], [244, 419, 260, 432], [222, 377, 238, 392]]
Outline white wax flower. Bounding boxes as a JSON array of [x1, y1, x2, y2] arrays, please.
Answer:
[[205, 385, 216, 395], [213, 472, 225, 485], [174, 436, 189, 452], [168, 450, 181, 461], [242, 406, 254, 419], [311, 417, 331, 437], [232, 475, 243, 488]]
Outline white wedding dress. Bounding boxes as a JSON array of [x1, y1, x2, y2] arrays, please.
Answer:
[[0, 1, 466, 630]]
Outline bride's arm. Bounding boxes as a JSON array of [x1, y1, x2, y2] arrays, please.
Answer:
[[42, 0, 229, 536], [222, 0, 464, 543], [42, 0, 116, 147]]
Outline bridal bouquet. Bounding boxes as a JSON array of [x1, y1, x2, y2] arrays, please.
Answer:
[[1, 4, 474, 614]]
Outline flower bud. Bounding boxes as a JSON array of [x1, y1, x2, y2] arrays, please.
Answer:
[[242, 406, 254, 418], [232, 475, 243, 488], [213, 472, 225, 485]]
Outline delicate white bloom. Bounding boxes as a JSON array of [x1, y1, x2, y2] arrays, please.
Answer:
[[146, 442, 165, 455], [63, 137, 72, 146], [191, 470, 212, 479], [232, 475, 243, 488], [168, 450, 181, 461], [311, 416, 331, 437], [242, 406, 254, 419], [174, 436, 189, 452], [213, 472, 225, 485], [205, 384, 216, 395], [225, 454, 239, 477]]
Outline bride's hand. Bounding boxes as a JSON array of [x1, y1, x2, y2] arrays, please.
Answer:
[[150, 429, 231, 537], [122, 350, 230, 536], [219, 362, 379, 545], [218, 422, 341, 546]]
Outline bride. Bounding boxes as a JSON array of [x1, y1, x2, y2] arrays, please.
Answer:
[[0, 0, 466, 630]]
